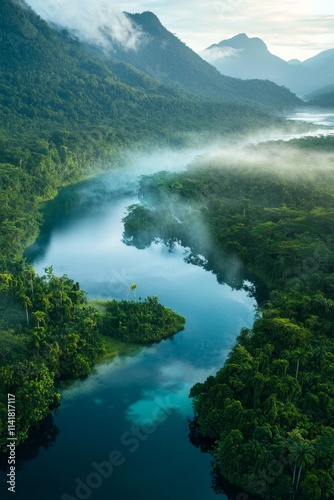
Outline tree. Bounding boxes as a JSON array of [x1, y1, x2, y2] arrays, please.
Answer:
[[21, 294, 32, 326], [288, 434, 315, 492], [128, 283, 137, 302], [33, 310, 46, 329]]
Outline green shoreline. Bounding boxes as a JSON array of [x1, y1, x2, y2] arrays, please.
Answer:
[[122, 139, 334, 499], [0, 155, 185, 452]]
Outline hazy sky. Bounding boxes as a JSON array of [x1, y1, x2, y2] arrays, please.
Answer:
[[120, 0, 334, 60], [26, 0, 334, 61]]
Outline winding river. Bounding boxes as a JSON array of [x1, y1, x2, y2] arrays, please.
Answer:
[[3, 112, 334, 500]]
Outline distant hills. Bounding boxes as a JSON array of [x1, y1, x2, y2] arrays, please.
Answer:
[[203, 34, 334, 97], [307, 90, 334, 109], [108, 12, 300, 109], [0, 0, 302, 153]]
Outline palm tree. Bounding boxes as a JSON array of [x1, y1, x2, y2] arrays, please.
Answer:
[[290, 349, 310, 381], [21, 294, 32, 326], [289, 438, 315, 491], [129, 283, 137, 302], [33, 310, 46, 329]]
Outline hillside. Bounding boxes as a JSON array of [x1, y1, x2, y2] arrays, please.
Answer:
[[0, 0, 290, 450], [305, 85, 334, 101], [204, 34, 334, 97], [109, 12, 301, 110], [1, 1, 291, 149], [308, 91, 334, 109], [121, 136, 334, 498], [0, 1, 198, 140]]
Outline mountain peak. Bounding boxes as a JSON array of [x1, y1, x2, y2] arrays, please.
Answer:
[[210, 33, 268, 52], [128, 11, 163, 30], [288, 59, 302, 65]]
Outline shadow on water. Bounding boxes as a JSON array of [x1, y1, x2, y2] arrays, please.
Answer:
[[123, 230, 269, 307], [188, 418, 261, 500], [24, 171, 138, 264]]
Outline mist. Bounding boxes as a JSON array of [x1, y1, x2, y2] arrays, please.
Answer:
[[24, 0, 142, 51], [201, 46, 243, 63], [76, 118, 334, 211]]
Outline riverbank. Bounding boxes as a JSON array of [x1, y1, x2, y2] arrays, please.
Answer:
[[122, 135, 334, 498]]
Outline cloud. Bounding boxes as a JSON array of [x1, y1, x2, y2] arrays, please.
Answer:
[[201, 46, 243, 63], [118, 0, 334, 60], [24, 0, 142, 50], [24, 0, 334, 60]]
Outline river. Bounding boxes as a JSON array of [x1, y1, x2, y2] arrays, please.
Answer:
[[20, 151, 255, 500], [3, 114, 333, 500]]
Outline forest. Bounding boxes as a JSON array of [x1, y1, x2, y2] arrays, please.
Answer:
[[0, 0, 319, 476], [99, 296, 185, 344], [0, 0, 274, 452], [0, 262, 185, 451], [122, 135, 334, 499]]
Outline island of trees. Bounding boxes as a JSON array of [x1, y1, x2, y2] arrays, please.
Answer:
[[0, 263, 185, 451], [123, 135, 334, 499], [99, 296, 185, 344], [0, 0, 279, 453]]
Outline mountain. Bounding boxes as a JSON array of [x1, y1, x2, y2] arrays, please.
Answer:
[[204, 33, 290, 81], [0, 0, 189, 139], [288, 59, 302, 65], [303, 48, 334, 69], [0, 1, 303, 263], [0, 0, 294, 453], [308, 91, 334, 109], [305, 84, 334, 101], [204, 34, 334, 97], [107, 12, 300, 110], [1, 0, 282, 151], [0, 1, 299, 134]]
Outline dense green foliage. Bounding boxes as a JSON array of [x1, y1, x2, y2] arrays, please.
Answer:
[[0, 0, 284, 143], [0, 264, 104, 450], [0, 262, 184, 450], [99, 296, 185, 344], [0, 0, 302, 455], [123, 136, 334, 499], [0, 0, 285, 259]]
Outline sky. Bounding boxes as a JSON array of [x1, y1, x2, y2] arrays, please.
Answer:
[[26, 0, 334, 61]]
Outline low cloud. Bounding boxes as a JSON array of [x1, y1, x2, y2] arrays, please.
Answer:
[[24, 0, 143, 51], [201, 46, 243, 63]]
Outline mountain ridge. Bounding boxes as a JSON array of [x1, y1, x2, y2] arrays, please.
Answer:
[[105, 12, 301, 109], [204, 33, 334, 96]]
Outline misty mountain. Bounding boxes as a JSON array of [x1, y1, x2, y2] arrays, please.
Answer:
[[307, 91, 334, 109], [1, 0, 286, 152], [108, 12, 300, 110], [0, 0, 183, 134], [305, 85, 334, 101], [204, 34, 334, 97], [303, 48, 334, 69]]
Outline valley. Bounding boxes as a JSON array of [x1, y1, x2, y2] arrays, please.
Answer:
[[0, 1, 333, 499]]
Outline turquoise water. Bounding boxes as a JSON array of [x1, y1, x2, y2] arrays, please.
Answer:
[[10, 164, 256, 500]]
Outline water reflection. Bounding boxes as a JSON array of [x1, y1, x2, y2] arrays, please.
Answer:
[[21, 151, 266, 499]]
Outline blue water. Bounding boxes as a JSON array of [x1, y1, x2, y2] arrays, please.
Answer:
[[4, 163, 256, 500]]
